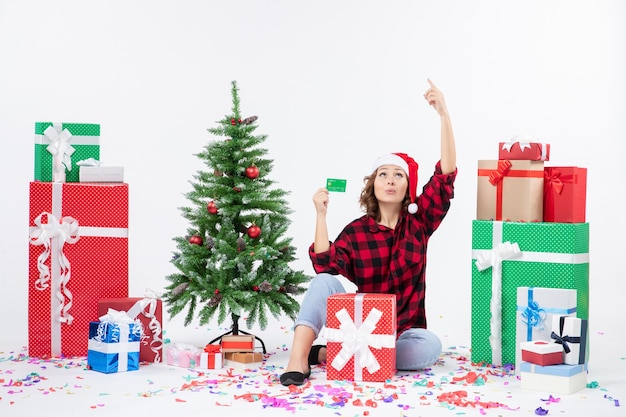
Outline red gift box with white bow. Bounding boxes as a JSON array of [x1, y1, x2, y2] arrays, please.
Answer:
[[325, 293, 396, 382], [28, 182, 129, 357], [498, 139, 550, 161]]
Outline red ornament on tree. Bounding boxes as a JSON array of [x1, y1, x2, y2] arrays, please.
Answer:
[[189, 235, 203, 245], [252, 285, 260, 292], [207, 201, 218, 214], [247, 224, 261, 239], [245, 164, 260, 179]]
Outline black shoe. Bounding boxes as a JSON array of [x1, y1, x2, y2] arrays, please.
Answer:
[[308, 344, 326, 366], [279, 366, 311, 386]]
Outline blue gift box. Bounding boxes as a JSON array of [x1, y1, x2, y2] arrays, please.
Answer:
[[87, 321, 142, 373]]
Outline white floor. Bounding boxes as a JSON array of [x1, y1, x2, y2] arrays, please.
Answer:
[[2, 320, 624, 417]]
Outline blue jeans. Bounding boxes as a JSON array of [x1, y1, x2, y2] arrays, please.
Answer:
[[295, 273, 442, 371]]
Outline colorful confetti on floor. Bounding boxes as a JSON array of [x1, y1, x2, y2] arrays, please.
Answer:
[[1, 344, 624, 417]]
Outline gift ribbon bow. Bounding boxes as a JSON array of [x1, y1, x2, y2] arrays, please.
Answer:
[[29, 212, 80, 326], [521, 288, 548, 341], [550, 331, 579, 354], [544, 169, 575, 196], [204, 344, 221, 353], [174, 343, 202, 353], [544, 168, 564, 195], [328, 307, 395, 375], [501, 137, 532, 153], [76, 158, 101, 166], [521, 300, 547, 331], [488, 160, 512, 185], [474, 241, 521, 272], [100, 308, 136, 325], [44, 124, 75, 182], [501, 136, 549, 160]]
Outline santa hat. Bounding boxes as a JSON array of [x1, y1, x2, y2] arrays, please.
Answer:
[[370, 153, 419, 214]]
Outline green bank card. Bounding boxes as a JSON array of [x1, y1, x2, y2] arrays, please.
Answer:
[[326, 178, 347, 192]]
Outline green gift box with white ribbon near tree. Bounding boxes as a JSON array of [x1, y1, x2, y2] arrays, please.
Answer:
[[34, 122, 100, 183], [470, 220, 589, 367]]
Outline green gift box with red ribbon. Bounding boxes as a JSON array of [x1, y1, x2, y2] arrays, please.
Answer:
[[34, 122, 100, 183], [477, 160, 544, 222], [28, 181, 129, 357], [543, 166, 587, 223], [471, 220, 589, 367]]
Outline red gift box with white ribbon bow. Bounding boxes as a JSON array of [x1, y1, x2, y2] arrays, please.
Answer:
[[28, 182, 129, 357], [325, 293, 396, 382]]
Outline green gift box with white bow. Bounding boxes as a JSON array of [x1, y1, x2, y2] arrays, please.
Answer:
[[34, 122, 100, 182], [470, 220, 589, 367]]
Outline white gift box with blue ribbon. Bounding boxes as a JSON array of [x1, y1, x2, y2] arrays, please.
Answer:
[[87, 309, 143, 373], [520, 362, 587, 394], [515, 287, 577, 372]]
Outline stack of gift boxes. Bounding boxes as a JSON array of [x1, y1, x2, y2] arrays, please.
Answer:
[[471, 138, 589, 394], [165, 335, 263, 370], [28, 122, 163, 373]]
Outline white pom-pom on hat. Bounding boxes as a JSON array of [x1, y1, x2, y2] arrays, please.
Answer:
[[371, 152, 419, 214]]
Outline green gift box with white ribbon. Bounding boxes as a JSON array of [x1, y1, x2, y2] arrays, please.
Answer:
[[34, 122, 100, 182], [470, 220, 589, 367]]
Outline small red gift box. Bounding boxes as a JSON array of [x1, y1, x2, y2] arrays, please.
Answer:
[[28, 182, 129, 357], [200, 344, 223, 369], [221, 335, 255, 352], [521, 340, 563, 366], [499, 140, 550, 161], [543, 167, 587, 223], [98, 296, 163, 363], [477, 160, 544, 222], [325, 293, 396, 382]]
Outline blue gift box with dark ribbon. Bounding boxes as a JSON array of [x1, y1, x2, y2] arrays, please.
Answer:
[[87, 309, 143, 374]]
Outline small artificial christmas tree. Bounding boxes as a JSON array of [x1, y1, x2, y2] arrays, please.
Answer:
[[164, 81, 310, 341]]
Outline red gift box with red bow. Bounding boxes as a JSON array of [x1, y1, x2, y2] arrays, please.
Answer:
[[200, 344, 223, 369], [543, 167, 587, 223]]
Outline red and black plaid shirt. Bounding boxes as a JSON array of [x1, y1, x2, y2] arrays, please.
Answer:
[[309, 161, 456, 335]]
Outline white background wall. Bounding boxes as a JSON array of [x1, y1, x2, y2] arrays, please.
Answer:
[[1, 0, 624, 349]]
